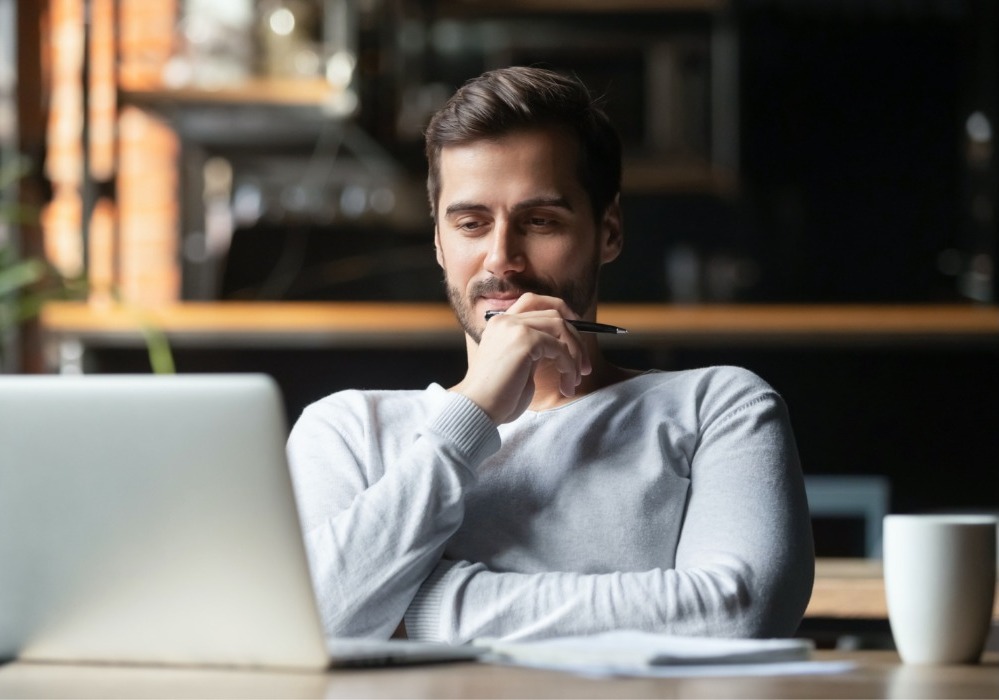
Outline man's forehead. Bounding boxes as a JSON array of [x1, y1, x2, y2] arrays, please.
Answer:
[[440, 127, 578, 161], [437, 130, 585, 206]]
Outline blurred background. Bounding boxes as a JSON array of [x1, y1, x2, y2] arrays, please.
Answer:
[[1, 0, 997, 559]]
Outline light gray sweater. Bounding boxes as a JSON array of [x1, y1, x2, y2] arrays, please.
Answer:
[[287, 367, 814, 644]]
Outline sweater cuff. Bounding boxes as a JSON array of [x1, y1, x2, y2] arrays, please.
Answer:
[[426, 392, 501, 469], [404, 559, 456, 641]]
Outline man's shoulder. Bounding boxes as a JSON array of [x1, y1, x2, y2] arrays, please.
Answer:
[[307, 384, 444, 412], [295, 385, 448, 432], [628, 365, 784, 426], [637, 365, 776, 399]]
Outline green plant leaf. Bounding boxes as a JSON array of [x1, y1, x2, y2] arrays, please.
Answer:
[[0, 258, 46, 296], [0, 202, 38, 224], [0, 155, 32, 189]]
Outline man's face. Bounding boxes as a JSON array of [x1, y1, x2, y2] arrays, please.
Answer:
[[434, 127, 621, 343]]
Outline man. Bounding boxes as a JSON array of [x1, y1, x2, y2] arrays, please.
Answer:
[[287, 66, 814, 643]]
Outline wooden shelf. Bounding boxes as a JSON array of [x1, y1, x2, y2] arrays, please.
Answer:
[[40, 302, 999, 352], [604, 303, 999, 344], [119, 78, 340, 109], [40, 302, 462, 349]]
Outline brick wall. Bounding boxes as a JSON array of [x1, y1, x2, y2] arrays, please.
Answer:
[[43, 0, 180, 306]]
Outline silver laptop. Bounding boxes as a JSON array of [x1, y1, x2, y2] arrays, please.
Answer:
[[0, 374, 482, 670]]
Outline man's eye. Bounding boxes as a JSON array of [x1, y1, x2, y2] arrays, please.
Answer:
[[458, 220, 485, 232], [527, 216, 558, 229]]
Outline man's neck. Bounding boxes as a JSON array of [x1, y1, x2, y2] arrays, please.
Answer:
[[526, 336, 625, 411]]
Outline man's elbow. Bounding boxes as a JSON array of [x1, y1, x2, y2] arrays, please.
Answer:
[[691, 557, 814, 639], [742, 562, 815, 638]]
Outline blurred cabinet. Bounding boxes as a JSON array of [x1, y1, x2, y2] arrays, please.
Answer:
[[395, 0, 738, 196], [736, 0, 997, 305], [60, 0, 997, 309], [104, 0, 739, 304], [110, 0, 412, 302], [389, 0, 742, 304]]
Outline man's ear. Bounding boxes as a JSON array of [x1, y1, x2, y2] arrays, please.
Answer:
[[599, 195, 623, 264], [434, 225, 444, 268]]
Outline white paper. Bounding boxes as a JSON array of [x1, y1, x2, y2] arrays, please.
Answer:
[[486, 657, 857, 679], [479, 630, 815, 667]]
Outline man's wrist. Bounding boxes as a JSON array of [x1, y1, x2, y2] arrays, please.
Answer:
[[428, 391, 501, 468], [448, 384, 500, 424]]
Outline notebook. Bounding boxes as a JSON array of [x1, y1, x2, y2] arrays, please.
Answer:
[[0, 373, 482, 670]]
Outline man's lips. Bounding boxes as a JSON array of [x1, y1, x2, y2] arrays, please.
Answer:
[[479, 296, 518, 313], [471, 277, 558, 311], [477, 289, 522, 303]]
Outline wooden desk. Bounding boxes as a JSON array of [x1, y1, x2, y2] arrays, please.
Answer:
[[2, 562, 996, 697], [808, 558, 891, 619], [0, 651, 996, 699], [807, 558, 999, 621]]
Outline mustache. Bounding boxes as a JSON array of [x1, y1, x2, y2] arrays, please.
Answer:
[[469, 275, 558, 300]]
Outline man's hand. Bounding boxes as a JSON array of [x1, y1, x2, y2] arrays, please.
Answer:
[[451, 294, 592, 424]]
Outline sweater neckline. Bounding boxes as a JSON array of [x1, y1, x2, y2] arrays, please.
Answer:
[[521, 368, 661, 416]]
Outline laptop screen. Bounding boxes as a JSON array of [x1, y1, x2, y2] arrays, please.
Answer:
[[0, 374, 330, 669]]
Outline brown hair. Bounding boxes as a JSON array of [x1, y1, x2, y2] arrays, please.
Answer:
[[424, 66, 622, 223]]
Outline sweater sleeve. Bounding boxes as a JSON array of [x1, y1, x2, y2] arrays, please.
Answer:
[[404, 388, 814, 643], [286, 389, 500, 640]]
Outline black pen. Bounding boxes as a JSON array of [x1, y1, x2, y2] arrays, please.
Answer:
[[484, 309, 628, 335]]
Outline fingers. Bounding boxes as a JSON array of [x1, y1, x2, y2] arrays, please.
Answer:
[[456, 293, 594, 423], [485, 300, 592, 379], [506, 292, 579, 322], [525, 330, 583, 397], [484, 310, 588, 399]]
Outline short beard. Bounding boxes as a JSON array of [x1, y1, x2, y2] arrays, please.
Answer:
[[444, 270, 599, 344]]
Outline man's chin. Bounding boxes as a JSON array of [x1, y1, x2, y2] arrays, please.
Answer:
[[448, 300, 483, 344]]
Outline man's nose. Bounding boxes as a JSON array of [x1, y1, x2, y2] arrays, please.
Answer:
[[484, 222, 525, 275]]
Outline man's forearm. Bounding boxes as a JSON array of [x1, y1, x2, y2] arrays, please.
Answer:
[[288, 391, 500, 639], [405, 556, 799, 643]]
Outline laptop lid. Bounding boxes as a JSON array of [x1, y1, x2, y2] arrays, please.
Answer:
[[0, 374, 331, 670]]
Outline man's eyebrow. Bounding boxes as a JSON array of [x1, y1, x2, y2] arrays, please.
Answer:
[[513, 196, 574, 213], [443, 202, 489, 217], [443, 196, 575, 218]]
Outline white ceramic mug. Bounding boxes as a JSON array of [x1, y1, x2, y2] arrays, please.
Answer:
[[883, 514, 997, 665]]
